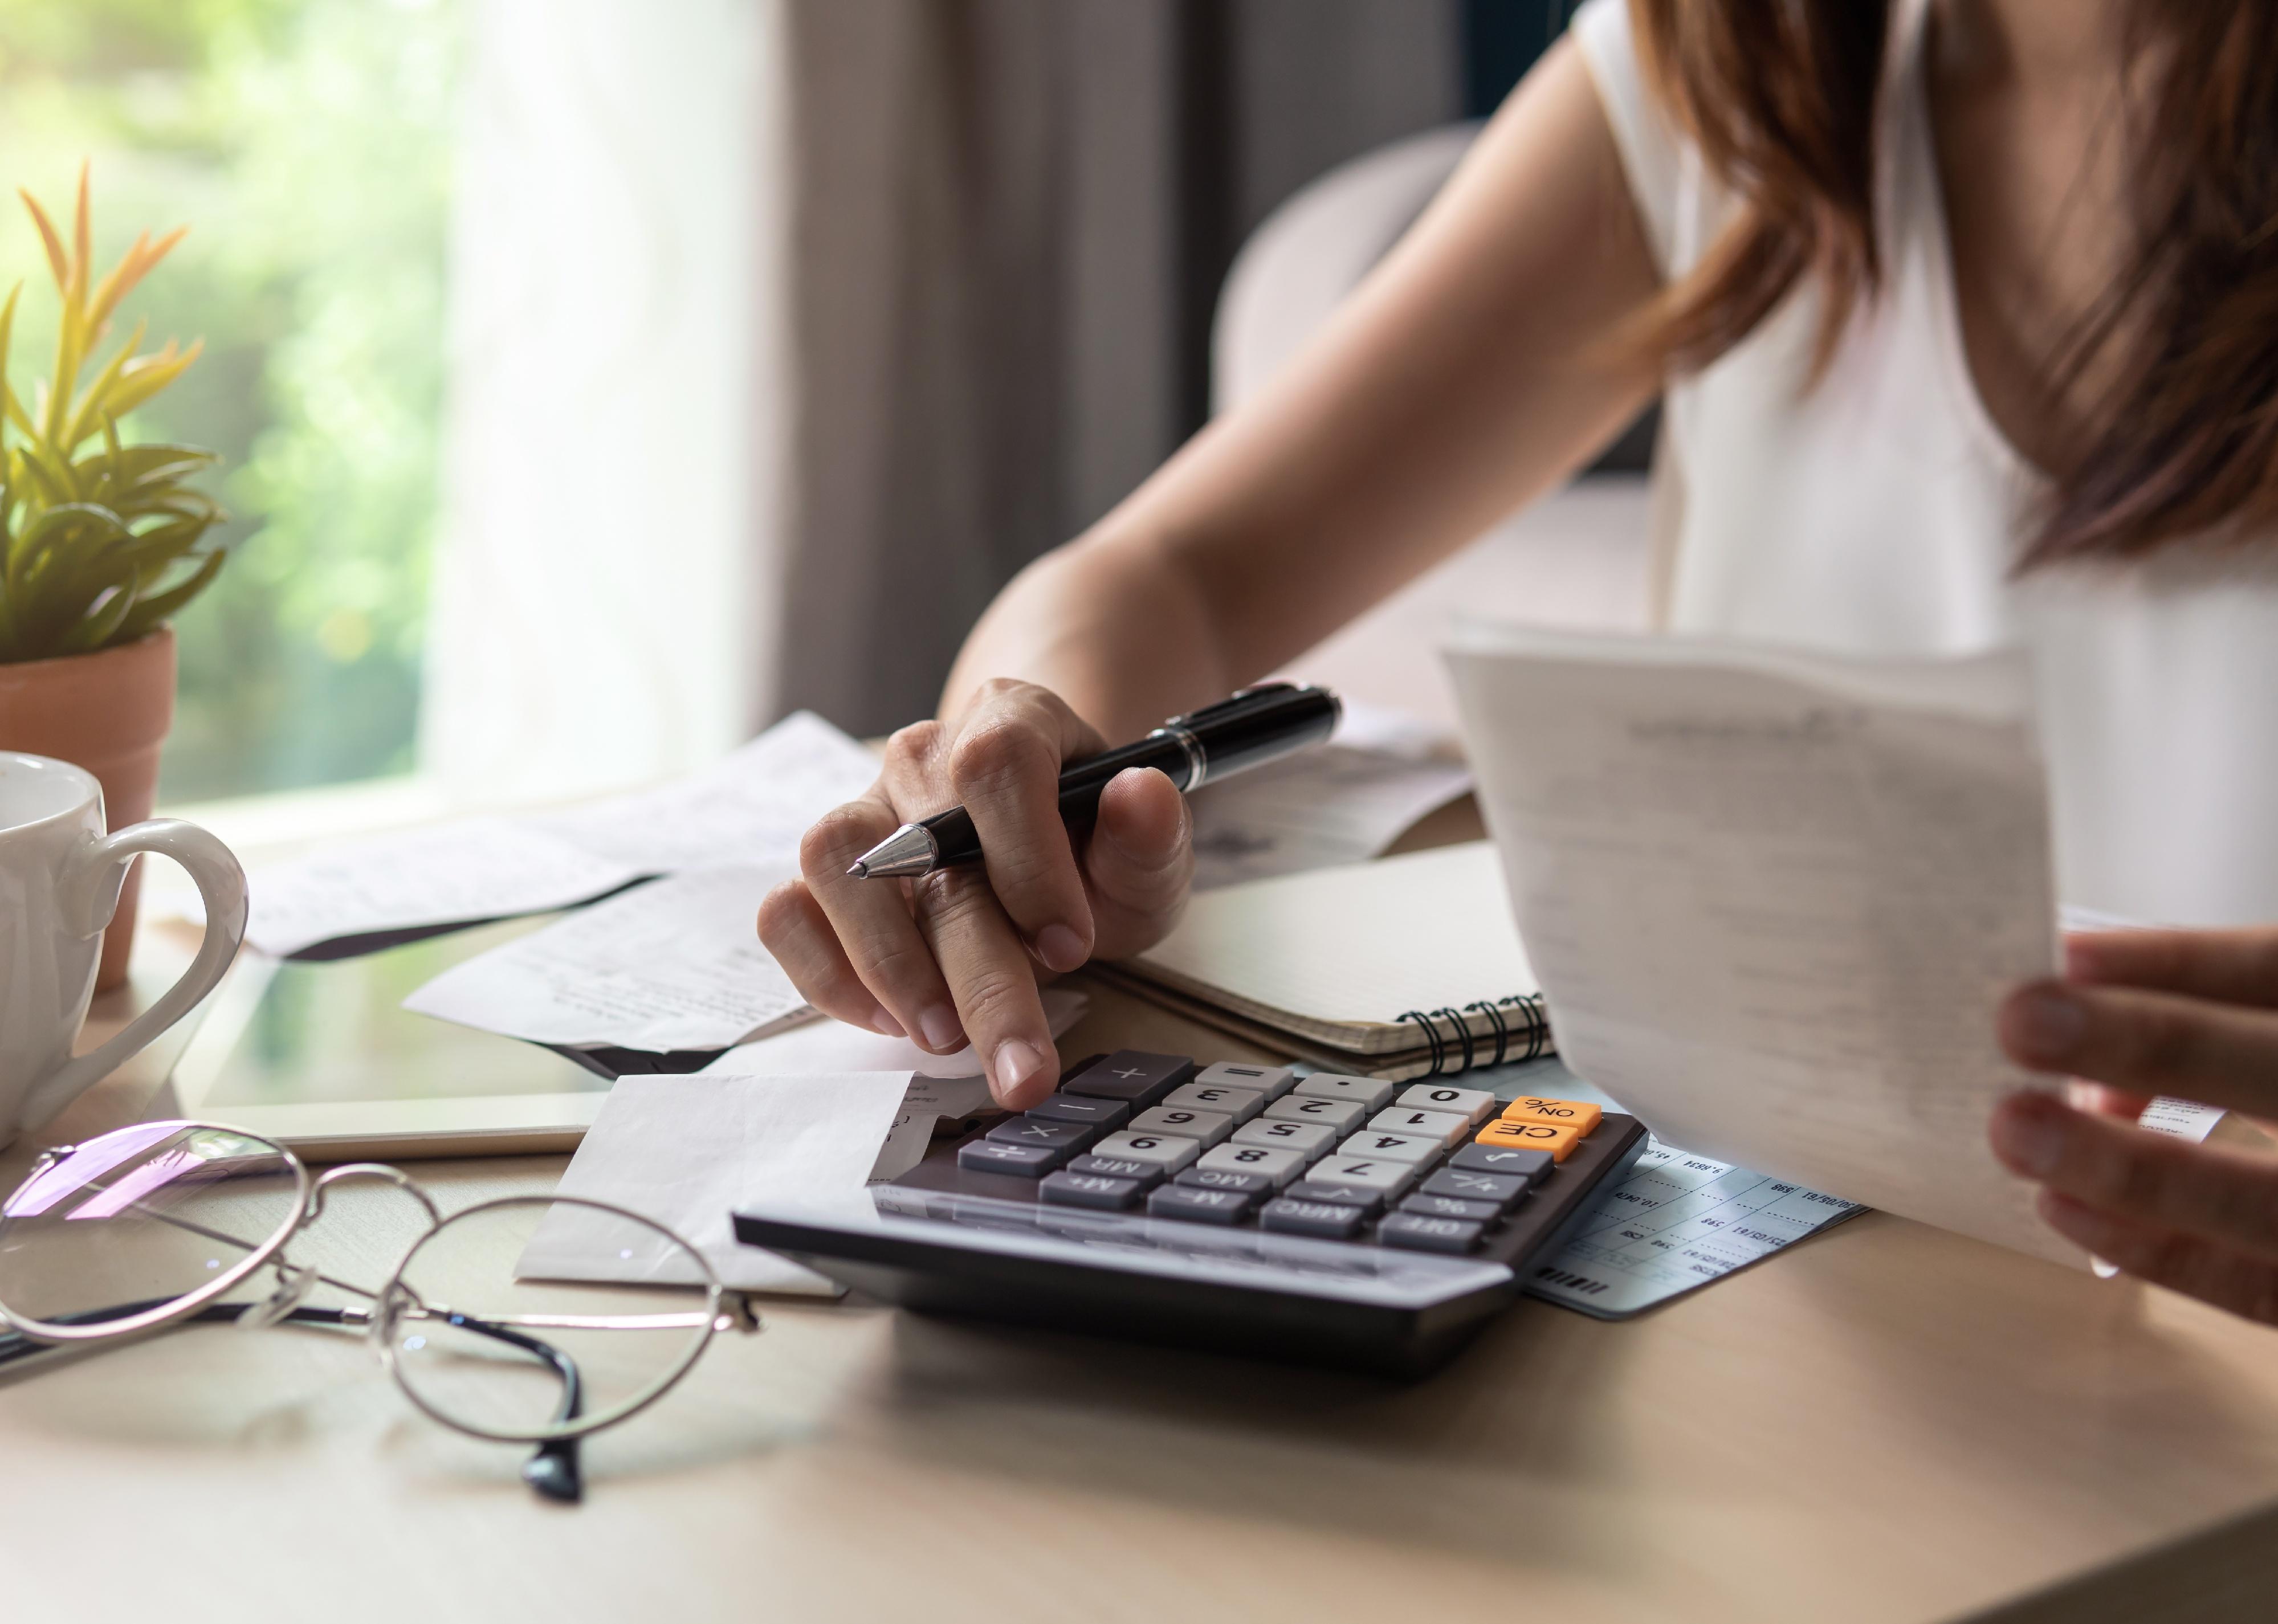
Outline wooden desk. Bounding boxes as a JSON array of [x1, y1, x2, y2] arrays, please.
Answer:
[[6, 921, 2278, 1624]]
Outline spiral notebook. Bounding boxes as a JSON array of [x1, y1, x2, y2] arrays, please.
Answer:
[[1095, 841, 1550, 1080]]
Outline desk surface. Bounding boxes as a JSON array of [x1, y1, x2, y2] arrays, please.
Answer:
[[6, 908, 2278, 1624]]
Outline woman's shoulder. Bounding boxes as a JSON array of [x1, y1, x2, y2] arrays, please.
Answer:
[[1568, 0, 1715, 279]]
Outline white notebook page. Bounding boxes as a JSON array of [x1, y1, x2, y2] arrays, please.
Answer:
[[1130, 841, 1536, 1038]]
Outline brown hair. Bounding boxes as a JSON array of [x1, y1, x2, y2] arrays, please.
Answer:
[[1629, 0, 2278, 566]]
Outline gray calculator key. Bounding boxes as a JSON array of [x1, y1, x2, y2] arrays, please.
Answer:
[[1195, 1062, 1296, 1099], [1394, 1083, 1497, 1125], [1291, 1072, 1396, 1113], [1305, 1155, 1417, 1198], [1285, 1179, 1384, 1215], [1163, 1082, 1265, 1124], [1089, 1131, 1202, 1173], [1175, 1166, 1275, 1197], [986, 1116, 1098, 1153], [1420, 1167, 1527, 1207], [1263, 1095, 1366, 1134], [1128, 1105, 1234, 1148], [1025, 1093, 1133, 1132], [956, 1139, 1065, 1177], [1366, 1106, 1470, 1149], [1232, 1119, 1338, 1160], [1449, 1143, 1555, 1182], [1258, 1197, 1371, 1241], [1398, 1193, 1502, 1223], [1062, 1051, 1197, 1107], [1066, 1153, 1167, 1188], [1197, 1142, 1306, 1187], [1336, 1130, 1443, 1166], [1040, 1170, 1148, 1210], [1148, 1183, 1258, 1225], [1377, 1212, 1488, 1254]]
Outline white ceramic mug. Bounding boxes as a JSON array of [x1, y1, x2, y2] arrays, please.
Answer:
[[0, 751, 246, 1146]]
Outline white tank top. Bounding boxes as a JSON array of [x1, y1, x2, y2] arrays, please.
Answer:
[[1574, 0, 2278, 925]]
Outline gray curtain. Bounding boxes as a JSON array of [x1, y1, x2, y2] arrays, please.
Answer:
[[772, 0, 1464, 736]]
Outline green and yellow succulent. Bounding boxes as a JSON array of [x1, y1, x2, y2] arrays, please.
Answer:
[[0, 165, 222, 664]]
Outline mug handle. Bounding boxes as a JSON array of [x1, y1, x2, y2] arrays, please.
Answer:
[[20, 818, 250, 1133]]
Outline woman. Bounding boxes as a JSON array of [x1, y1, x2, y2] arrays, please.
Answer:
[[760, 0, 2278, 1325]]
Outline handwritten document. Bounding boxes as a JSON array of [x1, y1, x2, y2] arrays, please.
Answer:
[[1188, 703, 1473, 890], [1448, 627, 2076, 1268], [402, 864, 812, 1052], [246, 712, 879, 957]]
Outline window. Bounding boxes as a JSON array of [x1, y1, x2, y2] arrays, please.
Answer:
[[0, 0, 458, 802]]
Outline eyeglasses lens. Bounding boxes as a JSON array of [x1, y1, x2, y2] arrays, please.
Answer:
[[0, 1123, 301, 1334], [381, 1198, 715, 1442]]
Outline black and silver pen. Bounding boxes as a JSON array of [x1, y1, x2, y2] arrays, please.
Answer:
[[846, 683, 1343, 879]]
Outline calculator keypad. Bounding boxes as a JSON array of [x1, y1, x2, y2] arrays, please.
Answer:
[[990, 1058, 1613, 1256]]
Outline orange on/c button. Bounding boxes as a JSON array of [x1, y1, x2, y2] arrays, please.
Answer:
[[1474, 1119, 1584, 1162], [1500, 1096, 1602, 1135]]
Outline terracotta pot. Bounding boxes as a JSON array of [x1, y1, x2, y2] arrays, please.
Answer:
[[0, 628, 177, 992]]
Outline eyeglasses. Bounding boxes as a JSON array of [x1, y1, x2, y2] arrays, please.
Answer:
[[0, 1120, 760, 1503]]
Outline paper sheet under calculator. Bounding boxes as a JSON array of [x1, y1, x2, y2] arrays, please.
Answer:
[[1525, 1137, 1864, 1319], [1515, 1059, 2222, 1318]]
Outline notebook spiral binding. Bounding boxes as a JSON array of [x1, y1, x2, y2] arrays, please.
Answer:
[[1396, 994, 1551, 1077]]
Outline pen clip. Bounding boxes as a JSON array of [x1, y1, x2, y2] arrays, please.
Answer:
[[1163, 682, 1300, 731]]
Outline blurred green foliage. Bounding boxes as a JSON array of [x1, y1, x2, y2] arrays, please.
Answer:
[[0, 0, 457, 800]]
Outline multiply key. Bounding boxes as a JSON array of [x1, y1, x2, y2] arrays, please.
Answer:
[[986, 1117, 1097, 1153], [1062, 1051, 1198, 1107]]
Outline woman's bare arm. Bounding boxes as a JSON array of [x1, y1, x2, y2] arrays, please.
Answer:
[[764, 39, 1665, 1104], [945, 35, 1663, 737]]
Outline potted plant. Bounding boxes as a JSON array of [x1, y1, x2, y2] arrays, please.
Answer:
[[0, 166, 226, 990]]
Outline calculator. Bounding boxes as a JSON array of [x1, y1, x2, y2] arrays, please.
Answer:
[[733, 1050, 1646, 1374]]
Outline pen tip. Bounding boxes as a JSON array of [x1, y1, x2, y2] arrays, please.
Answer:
[[846, 860, 869, 879]]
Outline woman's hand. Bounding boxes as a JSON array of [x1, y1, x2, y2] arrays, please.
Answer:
[[1990, 928, 2278, 1323], [757, 679, 1195, 1108]]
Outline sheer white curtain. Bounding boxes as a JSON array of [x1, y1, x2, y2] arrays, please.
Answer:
[[421, 0, 785, 809]]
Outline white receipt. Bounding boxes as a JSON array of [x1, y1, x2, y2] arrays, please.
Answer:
[[245, 711, 878, 957], [528, 711, 879, 872], [696, 986, 1093, 1181], [1448, 627, 2078, 1269], [1188, 704, 1473, 891], [402, 864, 811, 1051], [516, 1070, 912, 1295], [244, 821, 643, 958]]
